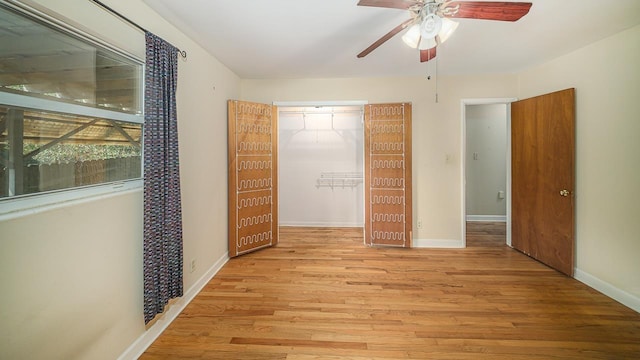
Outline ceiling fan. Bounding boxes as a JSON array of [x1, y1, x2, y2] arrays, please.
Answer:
[[357, 0, 533, 62]]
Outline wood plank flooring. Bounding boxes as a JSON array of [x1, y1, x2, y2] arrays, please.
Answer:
[[141, 224, 640, 359]]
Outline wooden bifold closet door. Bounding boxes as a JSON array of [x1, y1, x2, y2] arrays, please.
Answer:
[[364, 103, 413, 247], [228, 100, 278, 257]]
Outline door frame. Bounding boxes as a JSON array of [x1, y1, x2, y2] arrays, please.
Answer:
[[460, 98, 517, 247]]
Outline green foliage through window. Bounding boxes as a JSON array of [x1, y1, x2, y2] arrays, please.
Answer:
[[23, 143, 141, 165]]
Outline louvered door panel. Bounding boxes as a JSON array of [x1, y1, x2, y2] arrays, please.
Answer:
[[228, 100, 278, 257], [364, 103, 412, 247]]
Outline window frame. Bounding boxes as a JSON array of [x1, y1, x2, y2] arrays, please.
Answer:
[[0, 2, 145, 219]]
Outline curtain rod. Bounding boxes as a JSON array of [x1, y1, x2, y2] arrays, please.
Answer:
[[90, 0, 187, 59]]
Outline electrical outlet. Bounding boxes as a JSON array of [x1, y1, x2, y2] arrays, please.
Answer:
[[417, 219, 423, 229], [190, 259, 196, 273]]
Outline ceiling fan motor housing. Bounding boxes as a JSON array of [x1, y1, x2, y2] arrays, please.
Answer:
[[420, 13, 442, 39]]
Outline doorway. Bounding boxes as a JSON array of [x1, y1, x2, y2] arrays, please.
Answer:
[[461, 98, 516, 247], [276, 102, 413, 247], [277, 105, 365, 227]]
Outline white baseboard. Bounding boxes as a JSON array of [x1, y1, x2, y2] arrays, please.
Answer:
[[117, 252, 230, 360], [466, 215, 507, 222], [279, 221, 364, 227], [413, 238, 465, 248], [574, 269, 640, 313]]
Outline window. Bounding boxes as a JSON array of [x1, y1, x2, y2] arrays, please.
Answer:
[[0, 3, 143, 208]]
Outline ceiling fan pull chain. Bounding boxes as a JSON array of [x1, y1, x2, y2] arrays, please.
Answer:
[[425, 53, 438, 103], [435, 53, 439, 103]]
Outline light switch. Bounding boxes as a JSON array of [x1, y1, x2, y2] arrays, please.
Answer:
[[498, 191, 505, 199]]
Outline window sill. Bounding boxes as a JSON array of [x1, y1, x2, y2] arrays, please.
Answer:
[[0, 179, 142, 221]]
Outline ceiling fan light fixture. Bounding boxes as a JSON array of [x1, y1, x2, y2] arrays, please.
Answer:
[[437, 17, 459, 44], [420, 13, 442, 39], [418, 35, 437, 50], [402, 23, 421, 48]]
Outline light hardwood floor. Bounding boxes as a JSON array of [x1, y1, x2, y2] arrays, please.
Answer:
[[141, 223, 640, 359]]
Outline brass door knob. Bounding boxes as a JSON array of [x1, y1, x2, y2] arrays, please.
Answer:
[[560, 189, 570, 197]]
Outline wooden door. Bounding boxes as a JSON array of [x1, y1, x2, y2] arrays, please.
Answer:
[[364, 103, 412, 247], [228, 100, 278, 257], [511, 88, 575, 275]]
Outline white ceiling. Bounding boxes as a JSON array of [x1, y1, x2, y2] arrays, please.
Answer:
[[143, 0, 640, 79]]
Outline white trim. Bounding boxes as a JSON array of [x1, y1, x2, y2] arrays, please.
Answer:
[[0, 91, 142, 124], [413, 238, 465, 248], [505, 104, 513, 247], [466, 215, 507, 222], [574, 269, 640, 313], [460, 102, 467, 247], [461, 98, 517, 105], [279, 221, 364, 228], [117, 252, 230, 360], [273, 100, 368, 107], [0, 180, 142, 220], [460, 98, 517, 248]]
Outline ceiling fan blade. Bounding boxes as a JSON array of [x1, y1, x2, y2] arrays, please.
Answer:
[[420, 47, 437, 62], [358, 18, 415, 58], [446, 1, 532, 22], [357, 0, 421, 10]]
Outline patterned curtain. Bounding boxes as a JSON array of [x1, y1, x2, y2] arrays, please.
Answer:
[[143, 32, 183, 324]]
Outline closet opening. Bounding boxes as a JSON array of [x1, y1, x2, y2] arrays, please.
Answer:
[[278, 105, 365, 228]]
